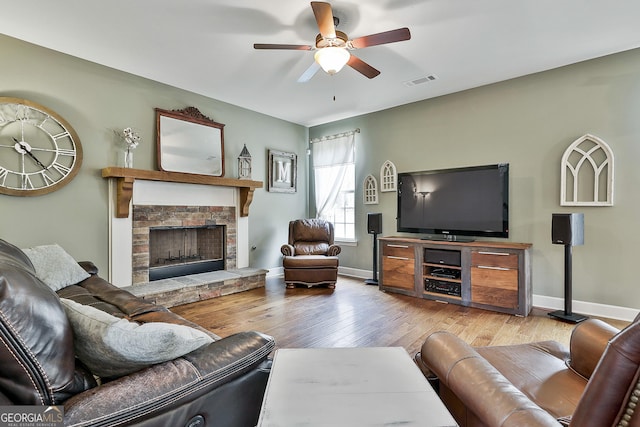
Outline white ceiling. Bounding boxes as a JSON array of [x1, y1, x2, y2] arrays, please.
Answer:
[[3, 1, 640, 127]]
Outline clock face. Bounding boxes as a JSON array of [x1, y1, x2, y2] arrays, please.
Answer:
[[0, 97, 83, 196]]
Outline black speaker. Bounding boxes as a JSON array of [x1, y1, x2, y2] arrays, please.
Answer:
[[552, 213, 584, 246], [365, 213, 382, 285], [367, 213, 382, 234], [549, 212, 588, 323]]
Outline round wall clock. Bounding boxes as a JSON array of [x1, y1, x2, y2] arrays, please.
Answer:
[[0, 97, 83, 196]]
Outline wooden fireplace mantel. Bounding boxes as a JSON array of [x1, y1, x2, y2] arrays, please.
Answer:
[[101, 167, 263, 218]]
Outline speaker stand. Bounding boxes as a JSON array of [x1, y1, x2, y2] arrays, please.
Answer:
[[548, 244, 588, 323], [364, 232, 379, 286]]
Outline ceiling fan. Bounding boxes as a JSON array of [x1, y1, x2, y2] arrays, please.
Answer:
[[254, 1, 411, 82]]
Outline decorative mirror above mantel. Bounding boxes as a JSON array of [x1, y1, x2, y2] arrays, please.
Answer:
[[156, 107, 225, 177]]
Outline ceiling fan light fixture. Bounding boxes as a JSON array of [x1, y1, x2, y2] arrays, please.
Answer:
[[314, 47, 350, 75]]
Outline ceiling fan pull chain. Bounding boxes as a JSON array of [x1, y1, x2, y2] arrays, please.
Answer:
[[332, 75, 336, 101]]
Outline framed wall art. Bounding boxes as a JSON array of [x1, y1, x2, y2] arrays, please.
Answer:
[[363, 174, 379, 204], [268, 149, 297, 193], [560, 134, 614, 206], [380, 160, 397, 192]]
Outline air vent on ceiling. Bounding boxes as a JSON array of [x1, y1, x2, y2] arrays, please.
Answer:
[[403, 75, 438, 87]]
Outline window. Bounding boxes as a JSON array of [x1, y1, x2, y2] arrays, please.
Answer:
[[312, 132, 356, 241], [320, 164, 355, 240]]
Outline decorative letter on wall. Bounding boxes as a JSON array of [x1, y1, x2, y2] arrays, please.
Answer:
[[364, 174, 379, 205], [268, 149, 297, 193], [561, 134, 614, 206], [380, 160, 397, 192]]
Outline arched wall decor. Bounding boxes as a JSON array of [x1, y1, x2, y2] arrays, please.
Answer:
[[380, 160, 397, 192], [363, 174, 379, 205], [560, 134, 614, 206]]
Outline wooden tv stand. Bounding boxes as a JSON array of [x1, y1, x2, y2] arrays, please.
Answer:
[[379, 237, 532, 316]]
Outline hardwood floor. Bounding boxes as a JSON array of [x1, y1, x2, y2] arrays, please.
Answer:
[[172, 275, 630, 357]]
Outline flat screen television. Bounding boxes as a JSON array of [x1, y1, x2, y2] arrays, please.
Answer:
[[397, 163, 509, 240]]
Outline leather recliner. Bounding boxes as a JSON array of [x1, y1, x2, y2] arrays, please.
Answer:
[[0, 239, 275, 427], [415, 313, 640, 427], [281, 219, 341, 289]]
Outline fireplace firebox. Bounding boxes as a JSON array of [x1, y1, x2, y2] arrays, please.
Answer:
[[148, 225, 225, 281]]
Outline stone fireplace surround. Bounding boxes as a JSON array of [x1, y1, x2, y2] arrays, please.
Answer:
[[132, 205, 236, 284], [106, 176, 265, 307]]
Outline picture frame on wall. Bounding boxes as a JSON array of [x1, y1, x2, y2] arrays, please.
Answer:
[[268, 149, 297, 193]]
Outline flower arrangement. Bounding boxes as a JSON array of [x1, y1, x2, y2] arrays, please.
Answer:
[[118, 127, 141, 168], [122, 127, 141, 149]]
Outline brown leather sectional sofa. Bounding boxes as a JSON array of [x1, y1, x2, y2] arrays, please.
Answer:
[[416, 314, 640, 427], [0, 239, 275, 427]]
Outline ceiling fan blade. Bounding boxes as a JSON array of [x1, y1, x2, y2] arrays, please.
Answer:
[[297, 62, 321, 83], [347, 55, 380, 79], [311, 1, 336, 39], [254, 43, 313, 50], [350, 27, 411, 49]]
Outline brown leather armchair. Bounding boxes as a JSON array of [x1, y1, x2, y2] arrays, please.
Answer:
[[415, 314, 640, 427], [281, 219, 341, 289]]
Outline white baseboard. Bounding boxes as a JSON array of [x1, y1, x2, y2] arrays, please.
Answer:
[[266, 266, 368, 280], [267, 267, 371, 279], [338, 266, 371, 279], [266, 267, 284, 278], [532, 295, 636, 322]]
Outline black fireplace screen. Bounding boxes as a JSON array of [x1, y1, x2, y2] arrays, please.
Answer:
[[148, 225, 225, 281]]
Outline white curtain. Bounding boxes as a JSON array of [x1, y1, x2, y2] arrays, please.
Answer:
[[312, 133, 355, 219]]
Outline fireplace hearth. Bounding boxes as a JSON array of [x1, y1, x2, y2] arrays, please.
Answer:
[[149, 225, 225, 281]]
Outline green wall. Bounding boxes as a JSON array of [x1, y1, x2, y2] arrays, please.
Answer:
[[0, 35, 309, 274], [310, 48, 640, 310], [2, 32, 639, 313]]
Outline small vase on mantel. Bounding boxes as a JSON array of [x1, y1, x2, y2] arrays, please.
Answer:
[[123, 147, 134, 168], [118, 127, 141, 169]]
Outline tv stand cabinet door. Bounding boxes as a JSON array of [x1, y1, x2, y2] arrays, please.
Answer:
[[380, 242, 416, 295], [470, 250, 522, 314]]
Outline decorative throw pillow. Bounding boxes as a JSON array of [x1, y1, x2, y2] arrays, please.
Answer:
[[22, 244, 90, 291], [60, 298, 214, 378]]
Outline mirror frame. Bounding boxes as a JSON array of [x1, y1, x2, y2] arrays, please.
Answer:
[[156, 107, 225, 177]]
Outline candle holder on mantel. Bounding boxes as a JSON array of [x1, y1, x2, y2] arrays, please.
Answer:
[[238, 144, 252, 179]]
